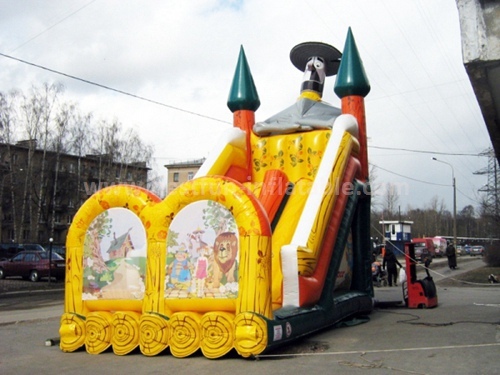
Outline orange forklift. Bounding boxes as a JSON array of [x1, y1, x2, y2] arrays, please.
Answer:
[[402, 242, 438, 308]]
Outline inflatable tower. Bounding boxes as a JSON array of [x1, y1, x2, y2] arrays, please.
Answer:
[[59, 27, 373, 359]]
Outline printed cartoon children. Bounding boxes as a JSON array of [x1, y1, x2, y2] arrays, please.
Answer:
[[165, 200, 240, 298], [194, 245, 209, 297], [187, 227, 210, 262], [167, 244, 192, 290]]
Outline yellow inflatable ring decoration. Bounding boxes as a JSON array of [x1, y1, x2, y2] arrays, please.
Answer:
[[67, 184, 161, 248], [162, 176, 271, 238], [59, 313, 86, 352], [162, 176, 273, 317], [139, 313, 170, 356], [62, 184, 161, 354], [141, 176, 274, 328], [85, 311, 113, 354]]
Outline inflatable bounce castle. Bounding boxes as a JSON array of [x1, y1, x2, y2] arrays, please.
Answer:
[[59, 27, 374, 359]]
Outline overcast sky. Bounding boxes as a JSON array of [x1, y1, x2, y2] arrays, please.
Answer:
[[0, 0, 493, 216]]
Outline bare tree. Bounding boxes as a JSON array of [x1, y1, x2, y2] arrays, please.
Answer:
[[0, 90, 20, 242], [91, 118, 121, 186], [458, 205, 476, 238], [0, 82, 157, 243], [68, 111, 93, 206], [18, 85, 45, 242], [33, 83, 63, 242], [426, 195, 446, 235], [382, 182, 400, 219], [47, 102, 74, 240], [115, 127, 154, 186]]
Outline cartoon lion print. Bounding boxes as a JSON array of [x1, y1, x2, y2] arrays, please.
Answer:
[[212, 232, 238, 288]]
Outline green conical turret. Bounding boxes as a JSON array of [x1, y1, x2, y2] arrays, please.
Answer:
[[227, 46, 260, 113], [334, 28, 371, 98]]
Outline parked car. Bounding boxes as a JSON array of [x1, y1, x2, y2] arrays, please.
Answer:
[[48, 245, 66, 258], [470, 245, 485, 256], [412, 238, 436, 261], [19, 243, 46, 252], [456, 245, 466, 256], [0, 250, 65, 282], [0, 243, 46, 260], [0, 243, 20, 261]]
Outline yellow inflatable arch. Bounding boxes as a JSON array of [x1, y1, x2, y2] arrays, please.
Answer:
[[61, 177, 274, 358]]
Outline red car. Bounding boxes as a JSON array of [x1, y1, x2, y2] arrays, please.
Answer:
[[0, 251, 65, 282]]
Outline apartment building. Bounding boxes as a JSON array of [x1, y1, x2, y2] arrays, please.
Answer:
[[0, 141, 149, 246], [165, 158, 205, 194]]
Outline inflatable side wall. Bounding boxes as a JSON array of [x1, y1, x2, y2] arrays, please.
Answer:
[[60, 28, 373, 359]]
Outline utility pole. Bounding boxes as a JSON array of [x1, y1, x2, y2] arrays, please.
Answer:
[[432, 157, 457, 248]]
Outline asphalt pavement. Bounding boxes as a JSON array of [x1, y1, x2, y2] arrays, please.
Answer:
[[0, 256, 499, 375]]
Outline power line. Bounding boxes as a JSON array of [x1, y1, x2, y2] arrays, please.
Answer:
[[10, 0, 98, 53], [370, 145, 483, 157], [0, 52, 231, 126], [0, 53, 487, 163], [371, 163, 447, 186], [371, 163, 481, 205]]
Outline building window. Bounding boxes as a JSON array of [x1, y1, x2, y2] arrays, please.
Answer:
[[188, 172, 194, 180], [69, 163, 75, 174], [173, 172, 179, 182]]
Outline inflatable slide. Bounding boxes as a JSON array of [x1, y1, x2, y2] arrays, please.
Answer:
[[59, 28, 374, 359]]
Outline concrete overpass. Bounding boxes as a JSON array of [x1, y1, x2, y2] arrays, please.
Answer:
[[456, 0, 500, 161]]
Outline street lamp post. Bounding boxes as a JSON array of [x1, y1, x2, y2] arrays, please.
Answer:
[[48, 237, 53, 284], [432, 157, 457, 248]]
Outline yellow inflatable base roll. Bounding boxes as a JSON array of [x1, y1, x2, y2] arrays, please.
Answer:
[[85, 311, 113, 354], [111, 311, 141, 356], [233, 312, 268, 358], [59, 313, 86, 353], [139, 313, 170, 356], [169, 312, 202, 358], [200, 312, 235, 359]]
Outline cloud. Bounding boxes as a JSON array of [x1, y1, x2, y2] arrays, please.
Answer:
[[0, 0, 492, 211]]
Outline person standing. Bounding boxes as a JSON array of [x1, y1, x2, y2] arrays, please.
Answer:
[[383, 248, 403, 287], [423, 255, 432, 278], [446, 242, 457, 270]]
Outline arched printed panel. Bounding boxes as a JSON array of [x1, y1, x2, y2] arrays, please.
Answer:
[[60, 185, 161, 353], [139, 176, 273, 358], [165, 200, 240, 299], [143, 176, 272, 316], [82, 207, 147, 301]]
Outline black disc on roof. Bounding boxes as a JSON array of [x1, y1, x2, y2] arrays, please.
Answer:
[[290, 41, 342, 77]]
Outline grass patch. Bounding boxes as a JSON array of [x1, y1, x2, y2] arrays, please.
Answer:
[[437, 265, 500, 287]]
